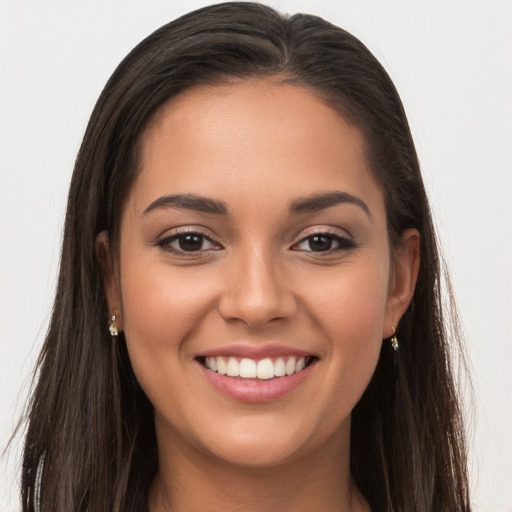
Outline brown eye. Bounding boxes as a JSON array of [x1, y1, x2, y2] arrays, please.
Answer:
[[157, 232, 221, 254], [292, 232, 355, 253], [308, 235, 333, 252], [178, 234, 204, 251]]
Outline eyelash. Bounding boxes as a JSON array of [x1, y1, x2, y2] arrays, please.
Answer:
[[156, 228, 355, 256], [156, 228, 221, 255], [291, 231, 356, 254]]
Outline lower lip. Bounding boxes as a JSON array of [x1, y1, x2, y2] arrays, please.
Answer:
[[198, 361, 316, 402]]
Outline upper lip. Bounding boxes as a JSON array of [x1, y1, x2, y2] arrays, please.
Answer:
[[197, 344, 315, 360]]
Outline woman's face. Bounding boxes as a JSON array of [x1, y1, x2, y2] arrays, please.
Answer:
[[102, 79, 418, 468]]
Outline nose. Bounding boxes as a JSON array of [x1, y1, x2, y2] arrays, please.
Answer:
[[218, 246, 297, 328]]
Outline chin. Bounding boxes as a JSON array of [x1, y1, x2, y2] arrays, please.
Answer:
[[205, 436, 307, 468], [192, 413, 340, 470]]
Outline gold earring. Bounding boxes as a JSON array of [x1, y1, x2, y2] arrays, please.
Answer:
[[109, 314, 118, 337], [391, 326, 399, 351]]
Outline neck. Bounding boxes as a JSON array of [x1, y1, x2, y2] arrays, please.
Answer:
[[148, 423, 368, 512]]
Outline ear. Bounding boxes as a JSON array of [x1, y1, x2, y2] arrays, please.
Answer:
[[95, 230, 123, 331], [383, 228, 420, 338]]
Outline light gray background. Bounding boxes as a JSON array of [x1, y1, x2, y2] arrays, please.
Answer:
[[1, 1, 511, 511]]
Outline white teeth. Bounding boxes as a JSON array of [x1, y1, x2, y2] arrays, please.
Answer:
[[217, 357, 228, 375], [226, 357, 239, 377], [239, 358, 257, 378], [204, 355, 310, 379], [285, 357, 296, 375], [257, 358, 274, 380], [274, 357, 286, 377]]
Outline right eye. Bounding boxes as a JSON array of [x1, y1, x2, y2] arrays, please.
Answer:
[[157, 232, 221, 254]]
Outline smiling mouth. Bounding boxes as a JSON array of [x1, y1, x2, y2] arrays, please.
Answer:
[[197, 355, 317, 380]]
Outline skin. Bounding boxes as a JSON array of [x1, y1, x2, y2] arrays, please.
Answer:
[[98, 79, 420, 511]]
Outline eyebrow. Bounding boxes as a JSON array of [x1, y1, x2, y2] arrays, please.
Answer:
[[289, 191, 371, 218], [143, 194, 228, 216], [142, 190, 370, 218]]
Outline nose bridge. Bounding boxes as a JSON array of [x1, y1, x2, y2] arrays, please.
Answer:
[[219, 242, 295, 327]]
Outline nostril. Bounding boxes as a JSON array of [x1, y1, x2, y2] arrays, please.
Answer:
[[217, 267, 297, 328]]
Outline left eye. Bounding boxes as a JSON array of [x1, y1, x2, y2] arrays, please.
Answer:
[[293, 234, 352, 252], [158, 233, 220, 253]]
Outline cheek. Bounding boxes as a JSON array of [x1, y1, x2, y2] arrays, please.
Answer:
[[118, 260, 212, 384], [121, 258, 211, 333], [307, 259, 389, 341], [303, 258, 389, 395]]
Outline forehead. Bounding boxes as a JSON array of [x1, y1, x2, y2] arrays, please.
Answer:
[[142, 79, 364, 159], [127, 79, 382, 217]]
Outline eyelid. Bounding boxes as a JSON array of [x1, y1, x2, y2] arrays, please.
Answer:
[[293, 225, 352, 243], [156, 226, 223, 253], [290, 227, 355, 253], [154, 225, 354, 255]]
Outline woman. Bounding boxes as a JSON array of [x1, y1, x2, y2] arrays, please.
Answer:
[[21, 3, 471, 511]]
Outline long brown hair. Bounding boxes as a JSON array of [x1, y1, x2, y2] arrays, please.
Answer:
[[20, 3, 471, 511]]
